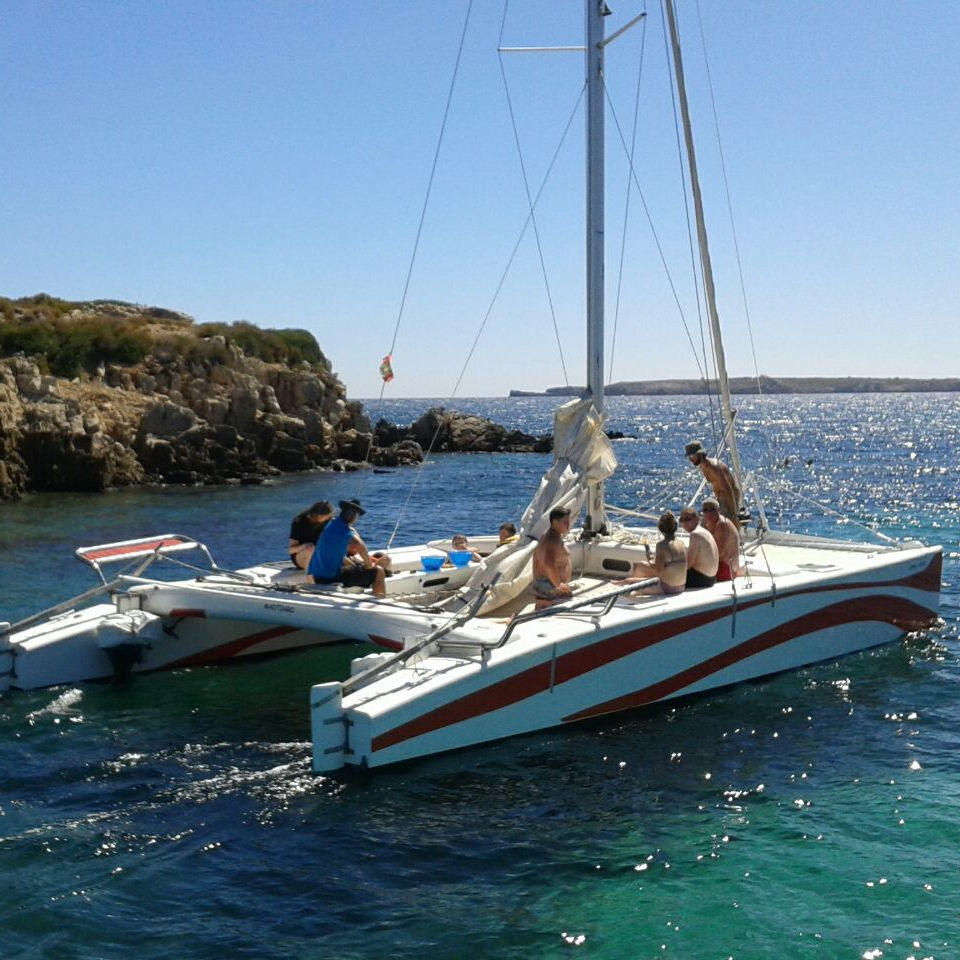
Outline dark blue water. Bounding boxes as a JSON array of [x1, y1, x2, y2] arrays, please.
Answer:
[[2, 394, 958, 959]]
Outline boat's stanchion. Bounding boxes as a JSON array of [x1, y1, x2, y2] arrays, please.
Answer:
[[311, 682, 350, 773], [0, 622, 12, 694]]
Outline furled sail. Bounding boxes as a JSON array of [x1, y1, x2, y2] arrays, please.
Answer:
[[454, 396, 617, 614]]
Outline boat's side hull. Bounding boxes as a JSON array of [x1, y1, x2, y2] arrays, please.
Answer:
[[314, 547, 941, 770], [4, 570, 461, 691], [6, 603, 348, 691]]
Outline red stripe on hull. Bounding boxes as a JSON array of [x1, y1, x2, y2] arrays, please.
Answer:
[[166, 625, 299, 667], [369, 634, 403, 652], [371, 582, 938, 754], [734, 550, 941, 614], [564, 595, 933, 722]]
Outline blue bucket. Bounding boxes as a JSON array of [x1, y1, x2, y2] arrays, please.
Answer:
[[421, 555, 445, 572]]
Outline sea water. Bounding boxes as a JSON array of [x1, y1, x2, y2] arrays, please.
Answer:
[[1, 393, 958, 959]]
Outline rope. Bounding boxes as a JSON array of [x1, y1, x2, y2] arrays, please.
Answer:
[[498, 0, 569, 386], [658, 0, 720, 450], [450, 83, 586, 400], [754, 471, 900, 546], [692, 0, 781, 476], [604, 87, 708, 383], [357, 0, 475, 485], [384, 83, 587, 548], [608, 1, 648, 385]]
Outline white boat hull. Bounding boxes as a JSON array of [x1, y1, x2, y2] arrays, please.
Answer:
[[1, 546, 480, 692], [3, 597, 348, 692], [312, 543, 941, 771]]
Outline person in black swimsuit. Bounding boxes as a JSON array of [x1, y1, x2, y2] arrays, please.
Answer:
[[678, 506, 718, 589], [288, 500, 333, 570]]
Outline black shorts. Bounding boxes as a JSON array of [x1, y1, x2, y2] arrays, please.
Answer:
[[315, 565, 378, 589], [686, 568, 716, 589]]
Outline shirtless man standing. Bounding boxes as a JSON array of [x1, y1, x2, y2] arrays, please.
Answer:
[[532, 506, 573, 608], [678, 506, 718, 588], [684, 441, 743, 522], [700, 497, 741, 581]]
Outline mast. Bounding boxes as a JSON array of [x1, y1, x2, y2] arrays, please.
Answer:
[[663, 0, 744, 488], [584, 0, 607, 533]]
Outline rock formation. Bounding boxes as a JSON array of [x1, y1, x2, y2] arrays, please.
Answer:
[[380, 408, 551, 454], [0, 296, 553, 500], [0, 298, 424, 500]]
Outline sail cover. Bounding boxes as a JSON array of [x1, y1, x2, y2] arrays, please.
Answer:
[[456, 396, 617, 613]]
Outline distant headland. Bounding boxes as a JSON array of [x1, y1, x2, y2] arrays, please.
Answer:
[[509, 376, 960, 397]]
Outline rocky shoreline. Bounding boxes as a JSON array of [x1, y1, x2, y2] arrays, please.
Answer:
[[0, 297, 549, 501]]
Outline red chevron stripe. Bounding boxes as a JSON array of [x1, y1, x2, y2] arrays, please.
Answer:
[[369, 634, 403, 651], [563, 594, 933, 722], [166, 625, 299, 667], [371, 572, 939, 754]]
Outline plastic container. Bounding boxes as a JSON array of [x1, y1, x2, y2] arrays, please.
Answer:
[[448, 550, 473, 568], [421, 555, 445, 572]]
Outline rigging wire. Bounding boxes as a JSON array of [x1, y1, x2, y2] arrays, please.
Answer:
[[693, 0, 780, 473], [449, 85, 586, 401], [356, 0, 475, 485], [384, 84, 587, 548], [658, 0, 720, 451], [608, 1, 648, 385], [387, 0, 474, 361], [604, 87, 709, 383], [755, 473, 900, 545], [497, 0, 569, 386]]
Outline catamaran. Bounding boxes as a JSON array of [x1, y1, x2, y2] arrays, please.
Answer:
[[2, 1, 941, 774], [305, 0, 941, 771]]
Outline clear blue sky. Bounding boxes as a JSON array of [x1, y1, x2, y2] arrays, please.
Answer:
[[2, 1, 958, 398]]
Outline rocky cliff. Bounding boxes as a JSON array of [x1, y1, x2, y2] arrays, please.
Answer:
[[0, 296, 424, 500], [0, 296, 551, 501]]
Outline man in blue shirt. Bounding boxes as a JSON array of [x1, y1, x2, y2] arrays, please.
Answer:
[[308, 499, 386, 597]]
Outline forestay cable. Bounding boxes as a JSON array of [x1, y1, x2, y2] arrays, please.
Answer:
[[658, 0, 720, 450], [498, 0, 569, 386], [357, 0, 475, 483], [604, 87, 708, 383], [385, 86, 587, 548], [693, 0, 780, 474], [608, 1, 648, 385]]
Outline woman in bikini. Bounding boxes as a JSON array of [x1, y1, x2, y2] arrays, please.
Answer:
[[622, 510, 687, 595]]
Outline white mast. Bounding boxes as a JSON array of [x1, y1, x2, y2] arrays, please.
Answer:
[[663, 0, 744, 488], [585, 0, 607, 533]]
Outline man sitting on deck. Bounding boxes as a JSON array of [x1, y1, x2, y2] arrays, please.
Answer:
[[700, 497, 741, 582], [678, 506, 718, 589], [532, 506, 573, 609], [308, 499, 386, 597]]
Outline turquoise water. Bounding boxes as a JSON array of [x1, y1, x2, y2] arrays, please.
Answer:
[[1, 394, 958, 959]]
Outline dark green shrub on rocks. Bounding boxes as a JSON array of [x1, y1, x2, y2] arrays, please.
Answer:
[[0, 316, 151, 377], [195, 321, 325, 367]]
